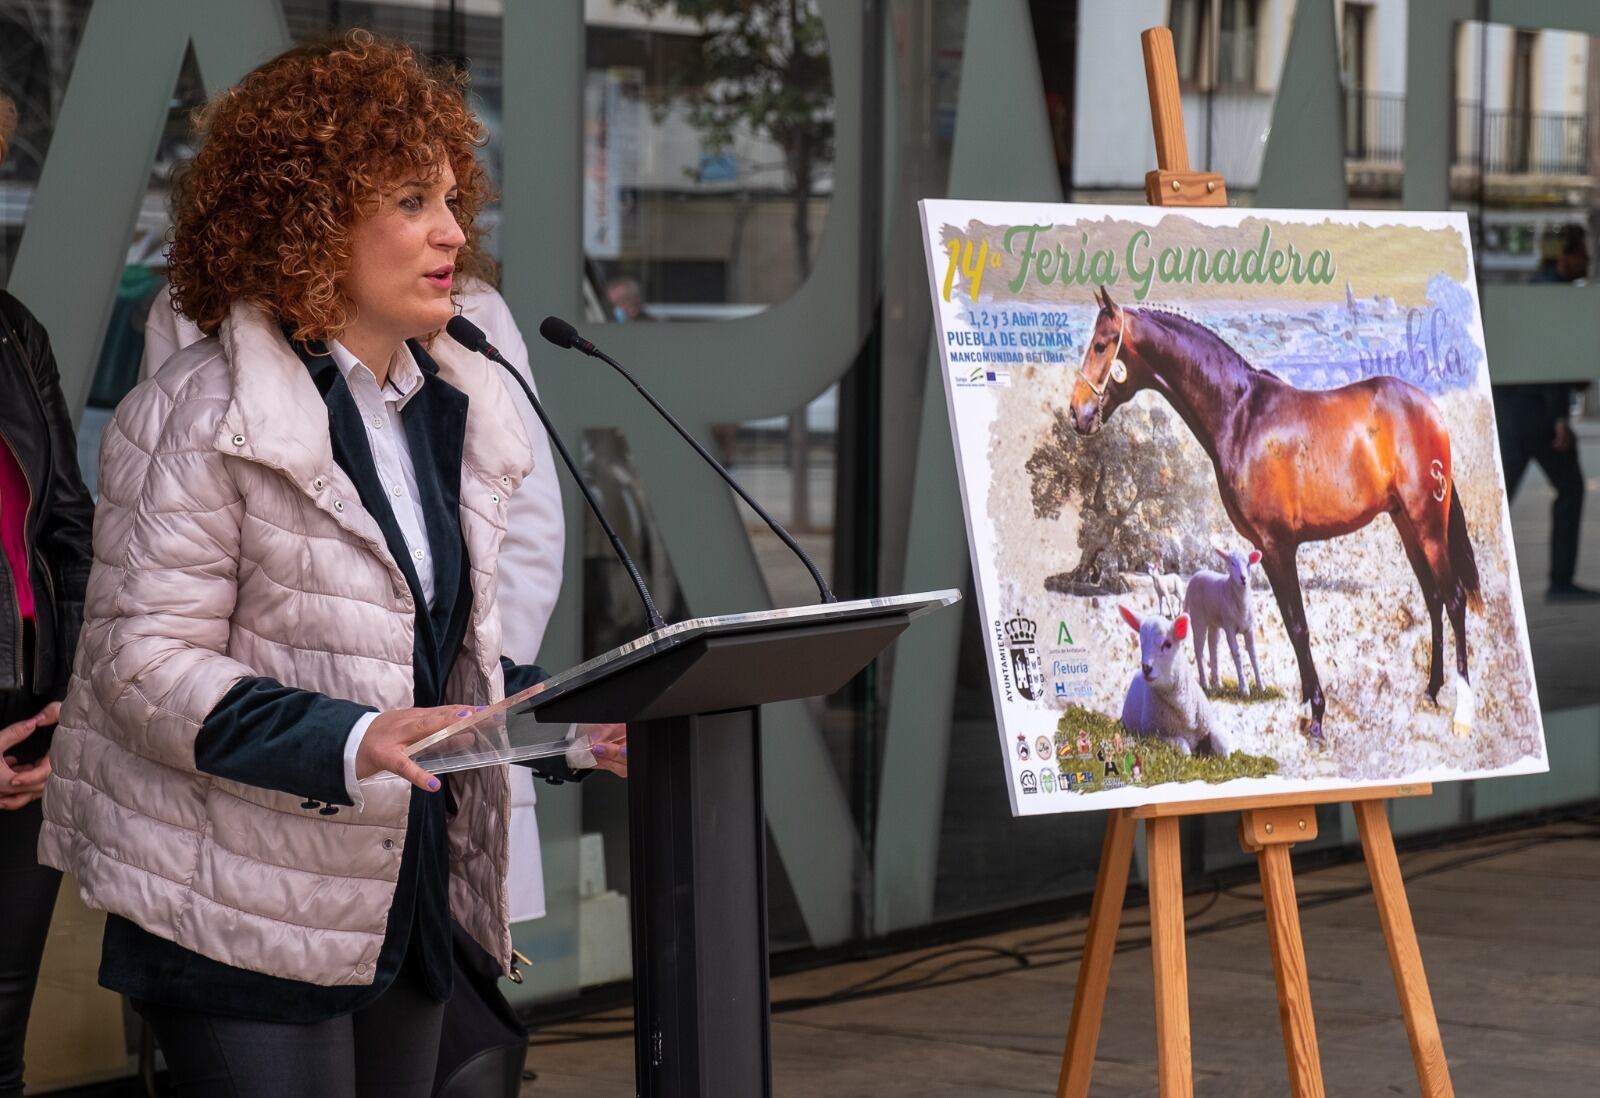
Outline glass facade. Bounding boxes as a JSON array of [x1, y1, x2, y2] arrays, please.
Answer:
[[2, 1, 1597, 1090]]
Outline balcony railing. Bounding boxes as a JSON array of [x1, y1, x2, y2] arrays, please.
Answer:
[[1343, 91, 1591, 177], [1344, 90, 1406, 164], [1453, 100, 1589, 175]]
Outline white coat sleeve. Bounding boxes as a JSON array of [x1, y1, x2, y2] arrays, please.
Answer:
[[471, 291, 565, 665], [467, 289, 564, 925]]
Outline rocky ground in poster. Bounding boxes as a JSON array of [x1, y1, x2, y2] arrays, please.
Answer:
[[921, 201, 1548, 815]]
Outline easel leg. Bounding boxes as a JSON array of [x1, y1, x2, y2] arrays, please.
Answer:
[[1257, 842, 1326, 1098], [1056, 810, 1137, 1098], [1355, 801, 1456, 1098], [1147, 815, 1193, 1098]]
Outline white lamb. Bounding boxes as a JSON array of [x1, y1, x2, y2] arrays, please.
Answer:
[[1184, 547, 1264, 695], [1118, 606, 1234, 757], [1144, 561, 1181, 618]]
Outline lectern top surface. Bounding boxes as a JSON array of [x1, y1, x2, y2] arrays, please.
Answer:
[[390, 589, 961, 776], [537, 588, 961, 699]]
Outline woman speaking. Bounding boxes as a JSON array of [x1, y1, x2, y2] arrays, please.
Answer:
[[39, 32, 618, 1097]]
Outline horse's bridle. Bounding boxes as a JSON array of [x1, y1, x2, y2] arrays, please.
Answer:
[[1075, 309, 1128, 398]]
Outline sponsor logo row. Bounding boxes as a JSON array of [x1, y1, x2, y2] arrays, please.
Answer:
[[1018, 729, 1146, 797]]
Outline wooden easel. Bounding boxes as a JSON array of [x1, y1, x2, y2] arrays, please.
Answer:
[[1052, 29, 1456, 1098]]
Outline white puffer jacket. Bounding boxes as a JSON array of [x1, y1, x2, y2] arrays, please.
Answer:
[[38, 302, 533, 986]]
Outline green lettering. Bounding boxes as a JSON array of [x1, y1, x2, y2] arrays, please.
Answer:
[[1126, 230, 1154, 300], [1089, 247, 1117, 285], [1005, 224, 1047, 293], [1056, 246, 1077, 284], [1212, 246, 1237, 282], [1037, 245, 1057, 283], [1241, 224, 1270, 281], [1285, 241, 1307, 282]]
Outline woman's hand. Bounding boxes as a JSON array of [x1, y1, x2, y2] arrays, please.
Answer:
[[356, 705, 477, 791], [0, 702, 62, 810], [581, 723, 628, 778]]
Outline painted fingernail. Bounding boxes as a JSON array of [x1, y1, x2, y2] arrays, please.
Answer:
[[427, 778, 440, 791], [456, 709, 472, 717]]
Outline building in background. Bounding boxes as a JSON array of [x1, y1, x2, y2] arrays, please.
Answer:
[[2, 2, 1597, 1091]]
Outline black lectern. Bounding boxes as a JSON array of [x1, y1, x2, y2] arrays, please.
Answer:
[[519, 591, 959, 1097]]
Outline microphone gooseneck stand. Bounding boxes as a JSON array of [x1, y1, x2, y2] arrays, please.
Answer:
[[537, 315, 837, 605], [445, 315, 665, 631]]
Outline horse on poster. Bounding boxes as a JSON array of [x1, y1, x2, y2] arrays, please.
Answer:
[[1067, 286, 1482, 743]]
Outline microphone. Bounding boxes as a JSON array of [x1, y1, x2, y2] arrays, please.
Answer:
[[538, 316, 836, 605], [539, 317, 596, 355], [446, 315, 666, 631]]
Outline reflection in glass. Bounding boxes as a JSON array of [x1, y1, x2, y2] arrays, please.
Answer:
[[1168, 0, 1260, 91], [76, 46, 208, 492], [1453, 22, 1596, 285], [1497, 382, 1600, 712], [583, 2, 845, 699], [583, 0, 833, 317], [0, 0, 94, 276], [1456, 20, 1600, 712], [580, 427, 689, 657]]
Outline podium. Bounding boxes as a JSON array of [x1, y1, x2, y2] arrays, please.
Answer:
[[503, 591, 959, 1097]]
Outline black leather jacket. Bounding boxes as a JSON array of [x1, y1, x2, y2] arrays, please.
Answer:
[[0, 290, 94, 700]]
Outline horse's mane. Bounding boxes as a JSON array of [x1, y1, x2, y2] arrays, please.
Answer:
[[1132, 304, 1281, 382]]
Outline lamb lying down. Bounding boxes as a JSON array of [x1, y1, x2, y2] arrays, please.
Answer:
[[1118, 606, 1234, 757]]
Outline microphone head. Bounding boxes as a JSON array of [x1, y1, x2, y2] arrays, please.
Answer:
[[445, 315, 490, 353], [539, 316, 581, 350]]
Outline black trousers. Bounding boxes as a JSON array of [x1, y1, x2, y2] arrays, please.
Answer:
[[0, 683, 60, 1098], [1500, 416, 1586, 588], [136, 956, 446, 1098], [0, 797, 60, 1098]]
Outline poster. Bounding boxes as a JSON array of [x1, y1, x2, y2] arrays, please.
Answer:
[[919, 200, 1547, 815], [583, 67, 642, 260]]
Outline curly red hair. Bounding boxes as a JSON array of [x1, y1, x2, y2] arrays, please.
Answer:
[[166, 30, 494, 341]]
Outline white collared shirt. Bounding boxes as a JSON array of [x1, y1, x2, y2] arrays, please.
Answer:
[[328, 339, 435, 605], [332, 339, 434, 809]]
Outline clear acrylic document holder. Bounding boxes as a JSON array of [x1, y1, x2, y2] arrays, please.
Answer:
[[361, 590, 962, 784], [358, 683, 575, 783]]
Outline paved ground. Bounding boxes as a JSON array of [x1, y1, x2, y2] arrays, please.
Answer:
[[520, 817, 1600, 1096]]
